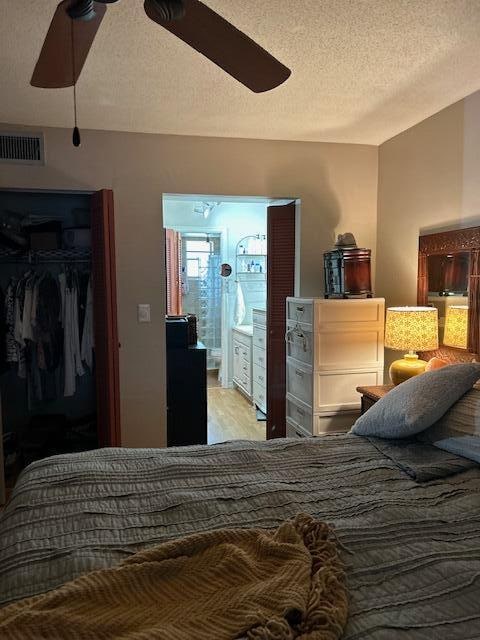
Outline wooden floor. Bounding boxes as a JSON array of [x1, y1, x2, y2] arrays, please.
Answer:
[[208, 387, 266, 444], [207, 370, 222, 388]]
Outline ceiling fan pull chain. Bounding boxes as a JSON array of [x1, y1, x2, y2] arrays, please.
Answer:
[[71, 19, 81, 147]]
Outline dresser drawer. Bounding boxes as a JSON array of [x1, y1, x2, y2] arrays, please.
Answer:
[[239, 360, 250, 377], [234, 340, 250, 363], [253, 346, 266, 369], [286, 419, 310, 438], [253, 381, 266, 412], [313, 369, 382, 413], [287, 299, 313, 325], [253, 326, 266, 350], [315, 299, 384, 326], [314, 412, 358, 435], [286, 323, 313, 365], [252, 309, 266, 327], [253, 363, 266, 388], [237, 372, 251, 396], [314, 329, 383, 370], [232, 329, 252, 348], [286, 397, 313, 435], [286, 359, 312, 407]]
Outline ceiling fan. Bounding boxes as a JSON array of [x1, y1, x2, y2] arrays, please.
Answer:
[[31, 0, 291, 93]]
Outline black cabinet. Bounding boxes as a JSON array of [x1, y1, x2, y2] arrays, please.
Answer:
[[166, 341, 207, 447]]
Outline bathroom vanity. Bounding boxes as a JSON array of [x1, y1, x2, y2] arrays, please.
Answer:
[[252, 308, 267, 415], [232, 325, 253, 400]]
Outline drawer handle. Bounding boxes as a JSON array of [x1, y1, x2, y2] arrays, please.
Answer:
[[285, 328, 308, 353], [295, 369, 304, 377], [234, 347, 239, 354], [243, 365, 247, 371], [258, 356, 264, 362], [296, 306, 304, 313], [296, 407, 305, 417], [258, 375, 264, 381]]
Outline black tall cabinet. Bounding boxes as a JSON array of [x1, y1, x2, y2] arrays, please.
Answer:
[[166, 321, 207, 446]]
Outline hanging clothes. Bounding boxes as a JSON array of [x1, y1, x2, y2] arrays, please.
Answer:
[[0, 285, 7, 375], [35, 272, 63, 373], [14, 276, 28, 379], [59, 270, 85, 397], [81, 275, 94, 370], [5, 278, 18, 364], [2, 262, 93, 401], [21, 272, 36, 342]]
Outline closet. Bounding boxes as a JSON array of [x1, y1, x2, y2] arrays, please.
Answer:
[[0, 189, 119, 497]]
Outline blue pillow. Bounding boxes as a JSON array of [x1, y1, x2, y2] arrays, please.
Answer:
[[419, 388, 480, 463], [350, 363, 480, 438]]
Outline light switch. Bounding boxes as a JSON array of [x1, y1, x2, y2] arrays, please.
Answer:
[[138, 304, 151, 323]]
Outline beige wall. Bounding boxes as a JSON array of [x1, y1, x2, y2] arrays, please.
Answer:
[[0, 125, 378, 447], [377, 90, 480, 369]]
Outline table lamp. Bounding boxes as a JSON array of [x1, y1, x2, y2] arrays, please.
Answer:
[[443, 305, 468, 349], [385, 306, 439, 385]]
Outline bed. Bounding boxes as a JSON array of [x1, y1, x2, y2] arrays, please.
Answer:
[[0, 434, 479, 639]]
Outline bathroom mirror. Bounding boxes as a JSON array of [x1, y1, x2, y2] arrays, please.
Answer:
[[220, 263, 232, 277], [418, 226, 480, 360]]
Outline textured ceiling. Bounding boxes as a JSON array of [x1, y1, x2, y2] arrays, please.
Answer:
[[1, 0, 480, 144]]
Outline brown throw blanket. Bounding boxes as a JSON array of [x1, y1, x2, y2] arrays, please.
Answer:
[[0, 514, 347, 640]]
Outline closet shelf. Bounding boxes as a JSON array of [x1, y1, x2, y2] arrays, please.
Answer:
[[0, 246, 92, 264]]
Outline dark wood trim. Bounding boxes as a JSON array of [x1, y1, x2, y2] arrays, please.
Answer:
[[419, 226, 480, 256], [266, 202, 296, 439], [418, 226, 480, 357], [91, 189, 121, 447], [417, 253, 428, 306]]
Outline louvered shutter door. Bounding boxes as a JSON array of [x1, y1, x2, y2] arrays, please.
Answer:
[[165, 229, 183, 315], [91, 189, 121, 447], [267, 202, 296, 439]]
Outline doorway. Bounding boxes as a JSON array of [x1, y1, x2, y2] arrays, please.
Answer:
[[163, 195, 297, 445], [0, 188, 120, 500]]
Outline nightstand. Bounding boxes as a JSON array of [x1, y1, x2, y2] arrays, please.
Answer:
[[356, 385, 394, 415]]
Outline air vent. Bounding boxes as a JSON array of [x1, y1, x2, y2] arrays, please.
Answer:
[[0, 132, 45, 165]]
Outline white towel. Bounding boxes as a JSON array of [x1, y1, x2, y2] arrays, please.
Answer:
[[234, 281, 246, 325]]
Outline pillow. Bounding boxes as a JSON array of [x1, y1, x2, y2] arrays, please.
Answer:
[[419, 388, 480, 463], [425, 357, 449, 371], [350, 363, 480, 438]]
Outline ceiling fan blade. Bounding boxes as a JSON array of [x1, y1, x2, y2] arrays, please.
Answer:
[[144, 0, 291, 93], [31, 0, 106, 88]]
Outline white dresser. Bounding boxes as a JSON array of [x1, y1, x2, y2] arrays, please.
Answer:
[[285, 297, 385, 437], [232, 326, 253, 400], [252, 309, 267, 414]]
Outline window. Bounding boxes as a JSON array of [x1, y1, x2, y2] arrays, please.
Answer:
[[185, 240, 213, 278]]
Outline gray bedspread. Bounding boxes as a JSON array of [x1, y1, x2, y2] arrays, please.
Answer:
[[1, 434, 480, 639]]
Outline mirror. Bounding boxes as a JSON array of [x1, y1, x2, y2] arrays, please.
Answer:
[[418, 226, 480, 358], [220, 263, 232, 278], [426, 251, 469, 345]]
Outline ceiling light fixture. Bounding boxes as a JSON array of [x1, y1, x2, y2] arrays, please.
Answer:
[[193, 202, 220, 219], [68, 0, 121, 22], [144, 0, 186, 22]]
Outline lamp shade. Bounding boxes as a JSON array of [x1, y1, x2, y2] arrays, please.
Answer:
[[443, 305, 468, 349], [385, 307, 439, 352]]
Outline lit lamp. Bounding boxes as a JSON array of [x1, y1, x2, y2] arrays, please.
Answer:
[[443, 305, 468, 349], [385, 307, 439, 385]]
